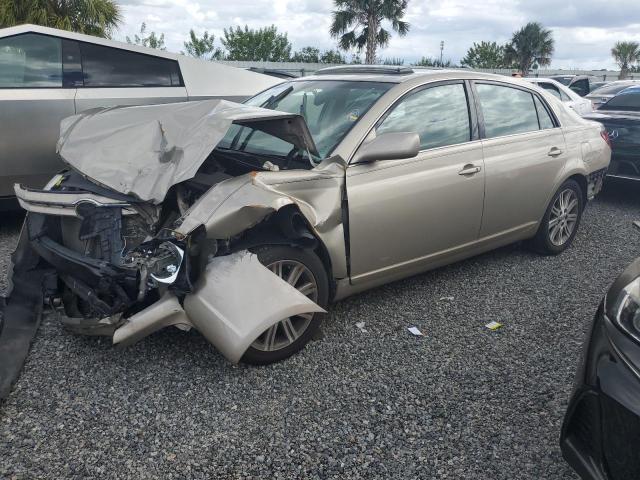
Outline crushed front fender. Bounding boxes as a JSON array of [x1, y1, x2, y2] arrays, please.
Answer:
[[183, 251, 325, 363]]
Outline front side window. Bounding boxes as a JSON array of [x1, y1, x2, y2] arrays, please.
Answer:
[[0, 34, 62, 88], [376, 83, 471, 150], [80, 43, 182, 87], [218, 80, 392, 163], [476, 84, 541, 138]]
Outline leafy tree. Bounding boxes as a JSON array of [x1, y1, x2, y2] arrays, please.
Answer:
[[461, 41, 508, 69], [221, 25, 291, 61], [382, 57, 404, 65], [504, 22, 554, 75], [291, 46, 321, 63], [321, 49, 346, 64], [611, 41, 640, 79], [350, 53, 362, 64], [329, 0, 410, 64], [0, 0, 121, 37], [183, 29, 223, 60], [291, 47, 347, 64], [126, 22, 165, 50], [413, 56, 453, 67]]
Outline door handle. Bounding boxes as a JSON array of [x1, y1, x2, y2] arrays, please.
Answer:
[[458, 164, 482, 176], [548, 147, 563, 157]]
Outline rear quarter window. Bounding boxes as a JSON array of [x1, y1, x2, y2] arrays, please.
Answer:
[[79, 43, 182, 87]]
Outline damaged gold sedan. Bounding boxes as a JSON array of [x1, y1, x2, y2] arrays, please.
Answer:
[[2, 67, 611, 375]]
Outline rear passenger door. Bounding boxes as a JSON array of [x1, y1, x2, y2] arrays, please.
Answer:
[[74, 42, 187, 111], [474, 82, 566, 239]]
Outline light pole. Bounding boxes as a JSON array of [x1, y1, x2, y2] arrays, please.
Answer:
[[439, 41, 444, 66]]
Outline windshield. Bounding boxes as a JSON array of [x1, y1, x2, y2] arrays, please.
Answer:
[[216, 80, 393, 166], [591, 81, 638, 96], [600, 88, 640, 111]]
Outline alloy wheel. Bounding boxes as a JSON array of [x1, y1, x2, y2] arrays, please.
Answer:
[[548, 188, 579, 246], [251, 260, 319, 352]]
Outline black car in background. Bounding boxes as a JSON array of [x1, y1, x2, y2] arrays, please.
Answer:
[[583, 86, 640, 181], [561, 250, 640, 480]]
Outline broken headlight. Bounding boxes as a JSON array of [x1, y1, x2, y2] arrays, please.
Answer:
[[148, 242, 185, 284], [611, 276, 640, 342]]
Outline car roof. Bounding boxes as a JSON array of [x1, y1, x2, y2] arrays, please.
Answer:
[[291, 67, 521, 85]]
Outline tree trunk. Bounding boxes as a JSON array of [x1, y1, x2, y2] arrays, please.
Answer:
[[620, 64, 629, 80], [365, 12, 378, 64]]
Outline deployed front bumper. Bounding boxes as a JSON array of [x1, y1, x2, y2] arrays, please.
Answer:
[[561, 303, 640, 480]]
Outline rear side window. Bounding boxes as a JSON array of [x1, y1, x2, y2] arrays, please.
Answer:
[[79, 43, 182, 87], [534, 96, 554, 129], [377, 83, 471, 150], [476, 84, 540, 138], [0, 34, 62, 88]]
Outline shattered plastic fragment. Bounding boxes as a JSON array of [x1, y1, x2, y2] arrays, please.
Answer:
[[485, 321, 503, 331], [407, 326, 424, 336], [439, 296, 455, 302], [355, 322, 367, 333]]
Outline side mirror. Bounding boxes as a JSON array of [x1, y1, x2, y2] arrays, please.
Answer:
[[352, 132, 420, 164]]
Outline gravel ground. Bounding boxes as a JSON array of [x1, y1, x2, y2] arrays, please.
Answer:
[[1, 180, 639, 479]]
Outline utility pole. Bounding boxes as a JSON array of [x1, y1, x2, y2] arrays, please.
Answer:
[[439, 41, 444, 66]]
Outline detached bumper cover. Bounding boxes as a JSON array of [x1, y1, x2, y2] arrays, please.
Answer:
[[561, 303, 640, 480]]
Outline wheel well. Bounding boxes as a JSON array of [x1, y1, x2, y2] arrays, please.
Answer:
[[229, 205, 336, 299], [567, 174, 588, 205]]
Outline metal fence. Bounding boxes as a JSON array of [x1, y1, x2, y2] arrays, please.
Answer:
[[216, 60, 634, 80]]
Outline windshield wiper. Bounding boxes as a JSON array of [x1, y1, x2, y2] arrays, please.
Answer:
[[262, 86, 293, 109]]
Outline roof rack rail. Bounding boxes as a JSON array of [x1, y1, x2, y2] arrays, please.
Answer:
[[315, 65, 415, 75]]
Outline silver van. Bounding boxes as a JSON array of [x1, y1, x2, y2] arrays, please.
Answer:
[[0, 24, 281, 202]]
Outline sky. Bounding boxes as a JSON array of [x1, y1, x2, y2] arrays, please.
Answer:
[[115, 0, 640, 69]]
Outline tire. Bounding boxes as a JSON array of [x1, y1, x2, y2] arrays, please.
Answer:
[[530, 179, 584, 255], [241, 245, 329, 365]]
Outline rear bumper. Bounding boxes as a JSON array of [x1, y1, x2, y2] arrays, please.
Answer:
[[561, 303, 640, 480], [606, 153, 640, 181]]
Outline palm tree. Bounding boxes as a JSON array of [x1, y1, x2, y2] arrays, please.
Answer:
[[330, 0, 409, 65], [611, 41, 640, 79], [504, 22, 554, 75], [0, 0, 121, 38]]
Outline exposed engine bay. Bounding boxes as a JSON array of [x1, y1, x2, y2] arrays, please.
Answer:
[[3, 100, 346, 389]]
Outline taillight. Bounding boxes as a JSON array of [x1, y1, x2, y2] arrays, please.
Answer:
[[600, 130, 612, 148]]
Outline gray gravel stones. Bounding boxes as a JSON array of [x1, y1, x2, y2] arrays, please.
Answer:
[[1, 180, 639, 479]]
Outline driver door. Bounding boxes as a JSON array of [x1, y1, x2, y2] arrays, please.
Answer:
[[345, 81, 486, 285]]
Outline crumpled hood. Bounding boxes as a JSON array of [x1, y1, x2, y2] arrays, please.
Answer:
[[56, 99, 318, 204]]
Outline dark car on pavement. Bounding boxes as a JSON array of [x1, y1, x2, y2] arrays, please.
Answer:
[[561, 248, 640, 480], [583, 86, 640, 181]]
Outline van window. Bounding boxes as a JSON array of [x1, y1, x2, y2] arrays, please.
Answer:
[[80, 43, 182, 87], [377, 83, 471, 150], [476, 84, 540, 138], [0, 34, 62, 88]]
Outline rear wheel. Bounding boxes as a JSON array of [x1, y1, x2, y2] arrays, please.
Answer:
[[531, 179, 584, 255], [241, 246, 329, 365]]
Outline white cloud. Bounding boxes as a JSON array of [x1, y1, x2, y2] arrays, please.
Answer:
[[115, 0, 640, 68]]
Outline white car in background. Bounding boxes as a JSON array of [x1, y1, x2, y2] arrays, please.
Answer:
[[526, 78, 593, 115], [0, 24, 282, 202]]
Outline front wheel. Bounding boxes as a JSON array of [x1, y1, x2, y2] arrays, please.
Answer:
[[530, 179, 584, 255], [241, 246, 329, 365]]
